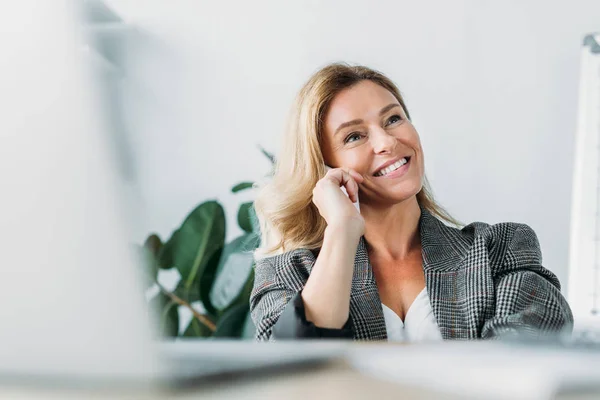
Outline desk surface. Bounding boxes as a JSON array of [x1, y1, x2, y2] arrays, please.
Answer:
[[174, 358, 597, 400], [0, 359, 468, 400], [177, 358, 467, 400], [0, 343, 598, 400]]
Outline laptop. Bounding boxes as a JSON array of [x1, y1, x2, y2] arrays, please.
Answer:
[[0, 0, 345, 390]]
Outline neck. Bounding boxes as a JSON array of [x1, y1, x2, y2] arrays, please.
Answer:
[[361, 196, 422, 261]]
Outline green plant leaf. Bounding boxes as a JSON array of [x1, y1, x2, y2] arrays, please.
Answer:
[[173, 279, 201, 304], [213, 303, 249, 338], [143, 233, 163, 258], [237, 202, 254, 233], [161, 301, 179, 337], [231, 268, 255, 310], [198, 246, 224, 318], [231, 182, 254, 193], [172, 247, 220, 308], [159, 201, 226, 290], [149, 293, 179, 337], [156, 229, 180, 270], [249, 205, 260, 234], [183, 317, 213, 338], [258, 145, 276, 165], [209, 234, 259, 312]]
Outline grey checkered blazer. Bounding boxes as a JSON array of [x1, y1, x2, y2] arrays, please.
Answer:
[[250, 206, 573, 340]]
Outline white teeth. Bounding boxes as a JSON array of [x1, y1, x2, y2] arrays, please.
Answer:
[[375, 158, 408, 177]]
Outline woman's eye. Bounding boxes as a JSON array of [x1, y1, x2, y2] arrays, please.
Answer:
[[386, 114, 402, 126], [344, 132, 362, 144]]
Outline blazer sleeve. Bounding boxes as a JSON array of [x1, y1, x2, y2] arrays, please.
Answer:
[[481, 224, 574, 339], [249, 254, 354, 340]]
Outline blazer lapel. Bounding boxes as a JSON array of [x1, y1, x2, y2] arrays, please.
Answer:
[[419, 206, 477, 339], [348, 205, 476, 340], [350, 237, 388, 340]]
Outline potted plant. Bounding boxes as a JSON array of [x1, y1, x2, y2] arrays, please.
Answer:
[[138, 147, 274, 339]]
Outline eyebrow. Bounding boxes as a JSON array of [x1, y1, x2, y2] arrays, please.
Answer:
[[333, 103, 401, 137]]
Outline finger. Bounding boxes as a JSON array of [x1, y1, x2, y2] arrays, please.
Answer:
[[338, 169, 360, 203], [326, 167, 363, 185], [345, 176, 360, 203], [325, 168, 360, 202], [324, 167, 348, 186], [347, 169, 364, 184], [343, 169, 361, 202]]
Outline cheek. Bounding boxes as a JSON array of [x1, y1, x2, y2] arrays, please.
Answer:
[[407, 127, 422, 147], [413, 142, 425, 173], [416, 155, 425, 178], [344, 150, 372, 172], [404, 130, 424, 174], [405, 128, 423, 155]]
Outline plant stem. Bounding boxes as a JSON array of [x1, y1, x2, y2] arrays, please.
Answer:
[[156, 283, 217, 332]]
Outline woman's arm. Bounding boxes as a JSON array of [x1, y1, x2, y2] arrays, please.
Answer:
[[250, 222, 362, 340], [250, 168, 364, 340], [481, 224, 574, 339], [299, 221, 363, 329]]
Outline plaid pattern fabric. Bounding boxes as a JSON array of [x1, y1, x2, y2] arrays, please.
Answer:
[[250, 207, 573, 340]]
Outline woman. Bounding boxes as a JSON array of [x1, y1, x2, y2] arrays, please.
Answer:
[[249, 63, 573, 341]]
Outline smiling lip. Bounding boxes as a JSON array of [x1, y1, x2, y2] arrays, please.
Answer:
[[373, 156, 411, 176], [374, 157, 411, 179], [374, 157, 403, 175]]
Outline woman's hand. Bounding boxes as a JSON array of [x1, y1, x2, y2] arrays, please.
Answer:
[[312, 168, 365, 234]]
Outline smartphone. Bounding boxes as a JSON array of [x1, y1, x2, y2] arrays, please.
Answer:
[[325, 165, 360, 212]]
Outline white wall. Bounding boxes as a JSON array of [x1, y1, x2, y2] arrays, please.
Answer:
[[105, 0, 600, 293]]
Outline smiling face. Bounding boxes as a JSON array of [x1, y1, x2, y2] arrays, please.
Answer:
[[321, 80, 425, 207]]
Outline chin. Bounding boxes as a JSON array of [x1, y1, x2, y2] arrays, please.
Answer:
[[388, 180, 422, 202]]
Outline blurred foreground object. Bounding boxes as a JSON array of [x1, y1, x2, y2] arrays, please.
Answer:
[[0, 0, 340, 389], [0, 0, 157, 382], [568, 33, 600, 324]]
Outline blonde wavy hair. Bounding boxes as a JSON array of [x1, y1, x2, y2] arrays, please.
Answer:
[[254, 63, 461, 257]]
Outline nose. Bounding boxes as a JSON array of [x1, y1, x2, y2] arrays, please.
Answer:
[[370, 126, 396, 154]]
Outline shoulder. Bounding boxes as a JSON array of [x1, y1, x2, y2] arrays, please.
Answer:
[[439, 214, 540, 259], [456, 219, 560, 287], [460, 219, 540, 255], [255, 247, 317, 269], [421, 208, 538, 261], [253, 247, 318, 289]]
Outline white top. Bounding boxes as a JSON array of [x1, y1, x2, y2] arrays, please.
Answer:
[[381, 287, 443, 342]]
